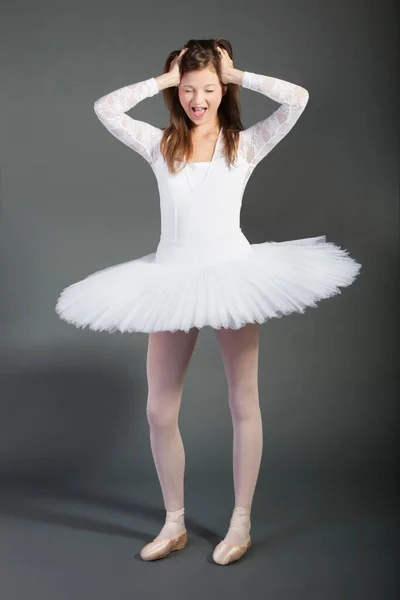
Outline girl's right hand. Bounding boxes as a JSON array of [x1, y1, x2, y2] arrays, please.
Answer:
[[169, 47, 188, 86]]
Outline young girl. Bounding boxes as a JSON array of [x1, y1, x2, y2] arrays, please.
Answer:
[[55, 38, 361, 565]]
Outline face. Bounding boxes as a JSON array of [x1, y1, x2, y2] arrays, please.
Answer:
[[178, 68, 226, 129]]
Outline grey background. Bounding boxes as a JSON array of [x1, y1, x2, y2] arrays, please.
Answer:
[[0, 0, 398, 598]]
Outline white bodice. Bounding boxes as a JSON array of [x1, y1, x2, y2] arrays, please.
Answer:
[[93, 71, 309, 264]]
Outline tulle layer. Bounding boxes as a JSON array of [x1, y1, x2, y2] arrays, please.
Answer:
[[55, 235, 361, 334]]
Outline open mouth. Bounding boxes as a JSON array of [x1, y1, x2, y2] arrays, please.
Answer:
[[192, 107, 207, 118]]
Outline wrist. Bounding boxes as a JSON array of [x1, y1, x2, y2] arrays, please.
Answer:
[[224, 67, 244, 86], [155, 72, 179, 91]]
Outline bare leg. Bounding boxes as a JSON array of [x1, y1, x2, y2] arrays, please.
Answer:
[[214, 322, 263, 546], [146, 327, 199, 540]]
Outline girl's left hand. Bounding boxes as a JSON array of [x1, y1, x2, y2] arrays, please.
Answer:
[[217, 47, 234, 83]]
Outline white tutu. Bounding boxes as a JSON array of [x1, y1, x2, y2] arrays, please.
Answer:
[[55, 235, 361, 334]]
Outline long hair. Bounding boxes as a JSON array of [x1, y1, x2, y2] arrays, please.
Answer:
[[159, 38, 245, 175]]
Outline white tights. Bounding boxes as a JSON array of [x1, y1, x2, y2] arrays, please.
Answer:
[[146, 324, 263, 545]]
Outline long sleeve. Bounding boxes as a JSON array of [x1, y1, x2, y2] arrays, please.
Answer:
[[239, 71, 309, 167], [93, 77, 162, 167]]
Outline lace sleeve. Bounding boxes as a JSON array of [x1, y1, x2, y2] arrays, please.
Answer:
[[239, 71, 309, 168], [93, 77, 162, 167]]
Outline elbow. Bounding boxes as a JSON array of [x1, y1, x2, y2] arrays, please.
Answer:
[[93, 98, 109, 122], [93, 99, 102, 116], [94, 97, 118, 122], [299, 87, 310, 106]]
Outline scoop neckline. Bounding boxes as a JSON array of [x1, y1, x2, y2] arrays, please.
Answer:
[[186, 127, 222, 165]]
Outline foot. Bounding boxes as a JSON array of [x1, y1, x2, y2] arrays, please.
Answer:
[[212, 506, 252, 565], [140, 507, 187, 561]]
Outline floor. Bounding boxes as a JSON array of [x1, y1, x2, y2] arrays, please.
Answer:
[[0, 469, 398, 600]]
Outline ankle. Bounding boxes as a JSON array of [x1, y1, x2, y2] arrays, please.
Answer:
[[231, 506, 251, 524], [225, 506, 251, 540], [165, 507, 185, 525], [233, 505, 251, 516], [154, 507, 185, 541]]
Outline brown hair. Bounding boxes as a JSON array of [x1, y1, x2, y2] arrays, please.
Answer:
[[159, 38, 245, 175]]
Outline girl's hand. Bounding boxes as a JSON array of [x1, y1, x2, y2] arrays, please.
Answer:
[[169, 47, 188, 86], [217, 47, 234, 84]]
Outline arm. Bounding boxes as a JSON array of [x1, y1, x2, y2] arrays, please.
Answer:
[[93, 77, 163, 167], [227, 69, 309, 166]]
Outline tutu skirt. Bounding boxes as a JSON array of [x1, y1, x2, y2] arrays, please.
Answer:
[[55, 234, 361, 334]]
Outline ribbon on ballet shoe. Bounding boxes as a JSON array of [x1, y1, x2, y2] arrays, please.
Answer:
[[224, 506, 251, 544], [212, 506, 252, 564], [232, 506, 251, 525], [156, 507, 186, 540], [165, 507, 185, 525]]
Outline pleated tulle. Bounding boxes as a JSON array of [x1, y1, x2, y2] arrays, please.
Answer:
[[55, 235, 362, 334]]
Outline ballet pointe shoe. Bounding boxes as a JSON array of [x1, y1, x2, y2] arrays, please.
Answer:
[[140, 529, 187, 561], [212, 506, 252, 565], [212, 536, 252, 565]]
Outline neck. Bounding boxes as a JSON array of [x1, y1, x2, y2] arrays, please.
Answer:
[[192, 122, 221, 138]]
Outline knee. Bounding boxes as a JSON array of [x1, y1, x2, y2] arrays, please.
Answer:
[[228, 384, 260, 421], [146, 394, 180, 429]]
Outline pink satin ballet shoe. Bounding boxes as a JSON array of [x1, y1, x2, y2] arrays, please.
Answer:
[[140, 529, 187, 561], [213, 506, 252, 565], [212, 535, 252, 565]]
